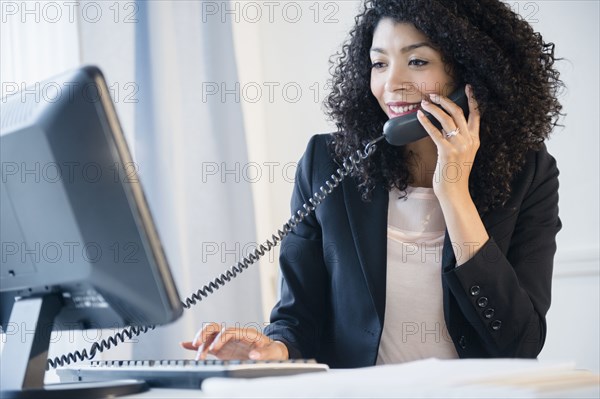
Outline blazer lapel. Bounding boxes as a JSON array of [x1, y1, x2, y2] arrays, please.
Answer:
[[343, 181, 388, 326]]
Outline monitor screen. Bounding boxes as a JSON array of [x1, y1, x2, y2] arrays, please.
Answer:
[[0, 66, 183, 397]]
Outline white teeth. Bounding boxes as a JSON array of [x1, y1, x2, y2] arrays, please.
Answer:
[[390, 103, 418, 114]]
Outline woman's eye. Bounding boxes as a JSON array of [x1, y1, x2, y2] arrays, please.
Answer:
[[409, 59, 428, 67], [371, 62, 385, 69]]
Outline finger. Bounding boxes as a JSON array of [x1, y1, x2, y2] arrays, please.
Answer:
[[210, 328, 263, 354], [193, 322, 222, 347], [208, 327, 235, 355], [248, 341, 288, 361], [195, 343, 207, 361], [193, 323, 222, 360], [197, 330, 220, 360], [466, 84, 481, 140], [180, 341, 197, 351], [428, 92, 469, 135], [420, 98, 458, 136], [416, 109, 447, 147]]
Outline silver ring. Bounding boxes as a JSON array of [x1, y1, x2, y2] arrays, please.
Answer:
[[445, 127, 460, 138]]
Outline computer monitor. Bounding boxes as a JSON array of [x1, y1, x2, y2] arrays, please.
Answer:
[[0, 66, 183, 398]]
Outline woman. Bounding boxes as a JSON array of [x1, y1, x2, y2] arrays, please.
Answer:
[[181, 0, 564, 367]]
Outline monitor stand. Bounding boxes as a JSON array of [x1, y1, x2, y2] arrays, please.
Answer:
[[0, 294, 148, 399]]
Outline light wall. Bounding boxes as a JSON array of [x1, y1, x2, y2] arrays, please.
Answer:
[[231, 1, 363, 318], [231, 1, 600, 371]]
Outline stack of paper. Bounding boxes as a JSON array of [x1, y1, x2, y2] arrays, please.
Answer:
[[200, 358, 599, 398]]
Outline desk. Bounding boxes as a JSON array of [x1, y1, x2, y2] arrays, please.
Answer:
[[124, 388, 600, 399], [117, 359, 600, 398]]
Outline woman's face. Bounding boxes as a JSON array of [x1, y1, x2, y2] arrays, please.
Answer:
[[370, 18, 457, 119]]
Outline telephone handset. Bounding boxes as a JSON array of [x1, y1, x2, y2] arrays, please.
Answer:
[[383, 85, 469, 146], [48, 86, 470, 369]]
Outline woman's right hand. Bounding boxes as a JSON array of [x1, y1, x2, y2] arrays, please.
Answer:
[[180, 322, 289, 361]]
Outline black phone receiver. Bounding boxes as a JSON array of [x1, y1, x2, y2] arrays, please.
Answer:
[[382, 85, 469, 146]]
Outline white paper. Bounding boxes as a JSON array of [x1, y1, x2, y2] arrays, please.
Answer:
[[200, 358, 578, 398]]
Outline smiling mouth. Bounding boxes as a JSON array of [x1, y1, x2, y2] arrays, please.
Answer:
[[388, 103, 421, 117]]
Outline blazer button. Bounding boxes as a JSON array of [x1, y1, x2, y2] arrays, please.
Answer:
[[470, 285, 481, 296], [458, 335, 467, 349], [491, 320, 502, 331], [483, 308, 495, 319], [477, 296, 489, 308]]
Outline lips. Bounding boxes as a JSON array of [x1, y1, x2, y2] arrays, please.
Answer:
[[387, 102, 421, 118]]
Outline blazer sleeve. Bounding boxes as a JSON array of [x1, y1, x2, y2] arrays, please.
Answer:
[[443, 144, 562, 357], [263, 135, 329, 359]]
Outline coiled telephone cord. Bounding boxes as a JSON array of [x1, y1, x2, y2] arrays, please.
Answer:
[[47, 137, 383, 370]]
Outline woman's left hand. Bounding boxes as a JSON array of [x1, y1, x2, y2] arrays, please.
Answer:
[[417, 84, 481, 199]]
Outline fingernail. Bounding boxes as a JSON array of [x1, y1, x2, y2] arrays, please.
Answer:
[[192, 331, 202, 347], [209, 328, 224, 351], [421, 99, 430, 105], [429, 93, 440, 103], [417, 110, 424, 117], [249, 351, 260, 360], [195, 344, 204, 361]]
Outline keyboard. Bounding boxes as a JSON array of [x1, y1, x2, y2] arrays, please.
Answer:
[[57, 359, 329, 389]]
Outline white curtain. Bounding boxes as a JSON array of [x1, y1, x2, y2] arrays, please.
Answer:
[[1, 0, 263, 362], [128, 0, 263, 359]]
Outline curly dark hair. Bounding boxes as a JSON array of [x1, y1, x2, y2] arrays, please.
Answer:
[[324, 0, 565, 213]]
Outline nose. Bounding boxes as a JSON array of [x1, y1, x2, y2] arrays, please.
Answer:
[[383, 65, 415, 98]]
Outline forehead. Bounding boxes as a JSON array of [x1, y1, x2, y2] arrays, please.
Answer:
[[371, 18, 430, 47]]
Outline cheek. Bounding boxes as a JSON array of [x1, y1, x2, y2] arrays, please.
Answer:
[[430, 71, 454, 94], [370, 74, 384, 101]]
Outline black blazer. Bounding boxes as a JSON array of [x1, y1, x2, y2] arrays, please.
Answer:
[[264, 134, 562, 368]]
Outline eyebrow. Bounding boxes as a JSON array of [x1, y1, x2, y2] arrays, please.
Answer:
[[370, 42, 434, 54]]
